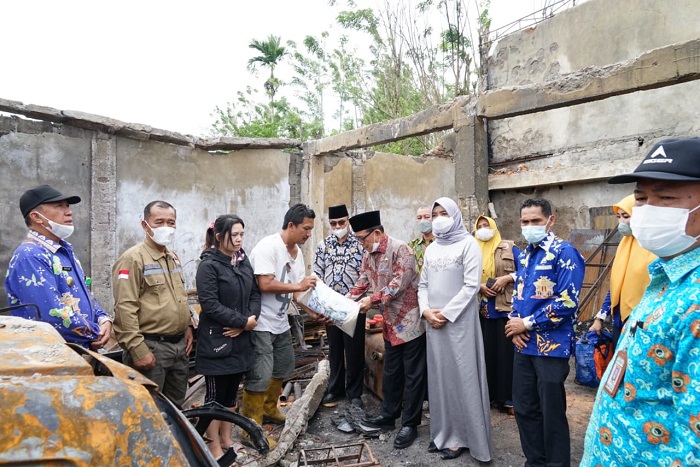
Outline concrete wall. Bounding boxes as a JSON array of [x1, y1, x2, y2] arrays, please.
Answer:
[[114, 139, 295, 291], [364, 152, 456, 243], [316, 151, 456, 244], [487, 0, 700, 88], [0, 111, 453, 312], [0, 115, 299, 311], [489, 181, 631, 243], [0, 118, 95, 307], [485, 0, 700, 238], [323, 152, 456, 241]]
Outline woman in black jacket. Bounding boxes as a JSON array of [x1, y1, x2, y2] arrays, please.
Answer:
[[195, 214, 260, 459]]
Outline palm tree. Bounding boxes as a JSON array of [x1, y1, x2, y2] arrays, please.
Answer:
[[248, 35, 288, 103]]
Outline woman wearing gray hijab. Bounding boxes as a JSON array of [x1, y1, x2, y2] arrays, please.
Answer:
[[418, 197, 492, 462]]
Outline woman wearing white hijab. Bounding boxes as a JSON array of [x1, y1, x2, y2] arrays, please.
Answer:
[[418, 197, 492, 462]]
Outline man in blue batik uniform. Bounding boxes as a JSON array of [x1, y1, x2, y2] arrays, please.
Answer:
[[582, 138, 700, 466], [505, 197, 585, 467], [5, 185, 112, 349]]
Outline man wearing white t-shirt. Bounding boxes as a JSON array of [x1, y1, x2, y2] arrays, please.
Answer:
[[242, 203, 319, 447]]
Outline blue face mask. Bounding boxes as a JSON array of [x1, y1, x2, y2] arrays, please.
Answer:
[[521, 221, 549, 244], [417, 219, 432, 234], [617, 222, 633, 237]]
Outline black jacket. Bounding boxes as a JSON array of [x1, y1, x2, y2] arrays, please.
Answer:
[[194, 248, 261, 376]]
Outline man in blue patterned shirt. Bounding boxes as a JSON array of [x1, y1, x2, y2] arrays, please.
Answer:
[[505, 197, 585, 467], [5, 185, 112, 349], [582, 138, 700, 466], [313, 204, 365, 407]]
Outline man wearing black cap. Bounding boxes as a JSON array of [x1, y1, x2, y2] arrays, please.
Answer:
[[347, 210, 427, 449], [313, 204, 365, 408], [5, 185, 112, 348], [582, 138, 700, 465]]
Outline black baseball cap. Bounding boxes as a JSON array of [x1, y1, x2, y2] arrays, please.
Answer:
[[608, 138, 700, 184], [20, 185, 81, 217]]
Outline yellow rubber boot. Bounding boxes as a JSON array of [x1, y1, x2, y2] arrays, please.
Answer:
[[262, 378, 286, 425], [241, 389, 277, 449]]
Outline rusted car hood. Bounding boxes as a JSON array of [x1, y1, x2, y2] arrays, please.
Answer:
[[0, 316, 213, 466]]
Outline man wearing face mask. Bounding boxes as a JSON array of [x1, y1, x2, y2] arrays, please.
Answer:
[[6, 185, 112, 349], [313, 204, 365, 408], [112, 200, 194, 407], [348, 210, 426, 450], [504, 198, 585, 467], [408, 206, 434, 274], [582, 137, 700, 465]]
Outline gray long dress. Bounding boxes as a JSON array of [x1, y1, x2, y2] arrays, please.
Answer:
[[418, 236, 492, 462]]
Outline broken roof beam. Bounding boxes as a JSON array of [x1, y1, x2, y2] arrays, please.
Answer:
[[0, 98, 301, 151], [303, 96, 473, 157], [196, 136, 301, 151], [479, 38, 700, 120], [0, 99, 196, 145]]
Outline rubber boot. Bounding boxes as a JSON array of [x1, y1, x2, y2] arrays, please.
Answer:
[[262, 378, 286, 425], [241, 389, 277, 449]]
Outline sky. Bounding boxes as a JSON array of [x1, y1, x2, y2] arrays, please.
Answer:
[[1, 0, 570, 137]]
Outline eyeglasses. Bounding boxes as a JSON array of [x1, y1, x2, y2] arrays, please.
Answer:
[[329, 219, 347, 227], [356, 229, 376, 242]]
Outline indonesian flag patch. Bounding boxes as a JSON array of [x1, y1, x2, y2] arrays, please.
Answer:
[[118, 269, 130, 280]]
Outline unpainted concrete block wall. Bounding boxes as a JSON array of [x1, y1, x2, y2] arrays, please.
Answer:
[[0, 117, 95, 307], [318, 151, 456, 244], [114, 139, 295, 292], [0, 115, 297, 310], [485, 0, 700, 240], [0, 111, 453, 311]]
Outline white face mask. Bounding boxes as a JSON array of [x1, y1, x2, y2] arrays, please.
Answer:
[[617, 222, 633, 237], [631, 204, 700, 257], [475, 227, 495, 242], [34, 212, 74, 239], [147, 223, 176, 247], [432, 216, 453, 235], [332, 227, 348, 239], [417, 219, 432, 234], [371, 242, 380, 253], [521, 224, 548, 244]]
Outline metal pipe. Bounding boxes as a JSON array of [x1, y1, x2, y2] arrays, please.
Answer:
[[293, 381, 302, 400], [279, 382, 294, 402]]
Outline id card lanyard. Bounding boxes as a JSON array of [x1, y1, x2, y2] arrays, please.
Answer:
[[602, 320, 644, 398]]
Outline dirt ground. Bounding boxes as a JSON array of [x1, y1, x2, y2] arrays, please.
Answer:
[[295, 359, 596, 467]]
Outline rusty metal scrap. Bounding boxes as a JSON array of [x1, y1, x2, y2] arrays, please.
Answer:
[[297, 442, 380, 466], [0, 315, 216, 466]]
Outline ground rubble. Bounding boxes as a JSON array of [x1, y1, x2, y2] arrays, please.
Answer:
[[236, 358, 595, 467]]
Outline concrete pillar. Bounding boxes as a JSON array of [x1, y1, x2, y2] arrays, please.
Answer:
[[90, 133, 117, 315], [351, 153, 367, 216], [453, 107, 489, 230], [300, 152, 325, 273]]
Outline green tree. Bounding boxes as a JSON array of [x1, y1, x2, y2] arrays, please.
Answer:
[[210, 86, 322, 140], [210, 0, 491, 153], [248, 35, 288, 103], [288, 34, 330, 135]]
